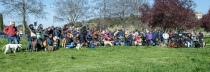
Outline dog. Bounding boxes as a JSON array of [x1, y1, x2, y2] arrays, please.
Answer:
[[62, 32, 73, 48], [62, 38, 67, 48], [102, 39, 113, 46], [48, 46, 54, 52], [134, 36, 142, 46], [167, 44, 178, 48], [31, 39, 38, 52], [175, 43, 185, 48], [135, 38, 143, 46], [202, 41, 207, 48], [53, 36, 60, 50], [43, 40, 47, 48], [158, 40, 164, 46], [76, 43, 82, 49], [2, 44, 22, 54]]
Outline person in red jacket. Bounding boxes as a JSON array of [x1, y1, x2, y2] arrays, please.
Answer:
[[3, 21, 18, 44]]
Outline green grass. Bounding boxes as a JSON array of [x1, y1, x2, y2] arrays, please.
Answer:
[[0, 38, 210, 72]]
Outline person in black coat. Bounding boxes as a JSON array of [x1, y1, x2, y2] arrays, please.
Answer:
[[86, 34, 93, 47], [198, 31, 203, 42], [36, 24, 44, 47], [43, 27, 52, 40], [27, 24, 36, 51]]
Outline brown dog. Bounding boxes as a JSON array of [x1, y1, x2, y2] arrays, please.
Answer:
[[103, 39, 113, 46], [62, 38, 67, 48], [167, 44, 178, 48], [43, 40, 47, 48], [62, 32, 73, 48], [48, 46, 54, 52]]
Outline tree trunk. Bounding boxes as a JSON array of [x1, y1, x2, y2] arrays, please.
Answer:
[[22, 0, 26, 37], [0, 13, 3, 32]]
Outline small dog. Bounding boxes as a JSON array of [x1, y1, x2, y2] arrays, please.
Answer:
[[175, 43, 185, 48], [2, 44, 22, 54], [134, 38, 142, 46], [202, 41, 207, 48], [62, 38, 67, 48], [43, 40, 47, 48], [167, 44, 178, 48], [102, 39, 113, 46], [76, 43, 82, 49], [48, 46, 54, 52]]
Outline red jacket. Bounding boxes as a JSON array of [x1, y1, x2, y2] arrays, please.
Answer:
[[3, 26, 17, 37], [134, 36, 139, 41]]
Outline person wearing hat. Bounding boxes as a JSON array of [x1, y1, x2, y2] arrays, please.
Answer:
[[27, 24, 36, 51]]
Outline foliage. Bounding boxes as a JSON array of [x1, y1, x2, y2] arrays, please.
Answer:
[[139, 0, 199, 31], [201, 9, 210, 32], [0, 39, 210, 72]]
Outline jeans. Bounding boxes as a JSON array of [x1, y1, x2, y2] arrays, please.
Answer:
[[66, 42, 74, 48], [185, 42, 190, 48], [163, 39, 168, 46], [46, 38, 53, 50], [8, 36, 18, 44], [27, 41, 32, 51]]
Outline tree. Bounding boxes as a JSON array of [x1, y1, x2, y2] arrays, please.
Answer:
[[54, 0, 89, 26], [201, 9, 210, 32], [139, 0, 198, 31], [0, 13, 3, 32], [92, 0, 145, 29], [91, 0, 114, 29], [110, 0, 146, 28], [0, 0, 47, 34]]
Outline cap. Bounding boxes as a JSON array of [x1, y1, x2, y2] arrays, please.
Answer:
[[29, 24, 33, 27]]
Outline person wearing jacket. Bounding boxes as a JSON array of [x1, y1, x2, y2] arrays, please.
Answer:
[[46, 34, 54, 51], [73, 33, 80, 46], [43, 27, 52, 40], [36, 24, 44, 47], [65, 33, 74, 48], [27, 24, 36, 51], [152, 29, 158, 46], [147, 32, 153, 46], [162, 31, 169, 46], [36, 24, 43, 34], [126, 33, 133, 46], [86, 33, 93, 47], [3, 21, 18, 44]]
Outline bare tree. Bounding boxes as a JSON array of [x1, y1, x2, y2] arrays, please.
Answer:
[[54, 0, 89, 26], [91, 0, 114, 29], [0, 0, 47, 34], [109, 0, 146, 28], [92, 0, 146, 29]]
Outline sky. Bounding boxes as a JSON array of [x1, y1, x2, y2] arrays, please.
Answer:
[[0, 0, 210, 29]]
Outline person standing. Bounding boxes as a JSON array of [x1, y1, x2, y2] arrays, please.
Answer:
[[147, 32, 153, 46], [3, 21, 18, 44], [163, 31, 169, 46], [36, 24, 44, 47], [27, 24, 36, 51]]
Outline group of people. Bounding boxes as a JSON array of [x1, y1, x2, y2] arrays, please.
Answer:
[[3, 22, 205, 52]]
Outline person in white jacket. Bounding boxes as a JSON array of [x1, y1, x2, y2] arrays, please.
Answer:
[[162, 32, 169, 46]]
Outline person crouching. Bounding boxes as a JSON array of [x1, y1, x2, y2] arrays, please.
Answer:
[[65, 33, 74, 48], [46, 34, 54, 51]]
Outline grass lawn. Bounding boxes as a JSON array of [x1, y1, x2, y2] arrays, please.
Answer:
[[0, 38, 210, 72]]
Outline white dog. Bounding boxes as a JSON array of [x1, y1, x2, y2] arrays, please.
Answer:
[[2, 44, 22, 54], [76, 44, 82, 49]]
